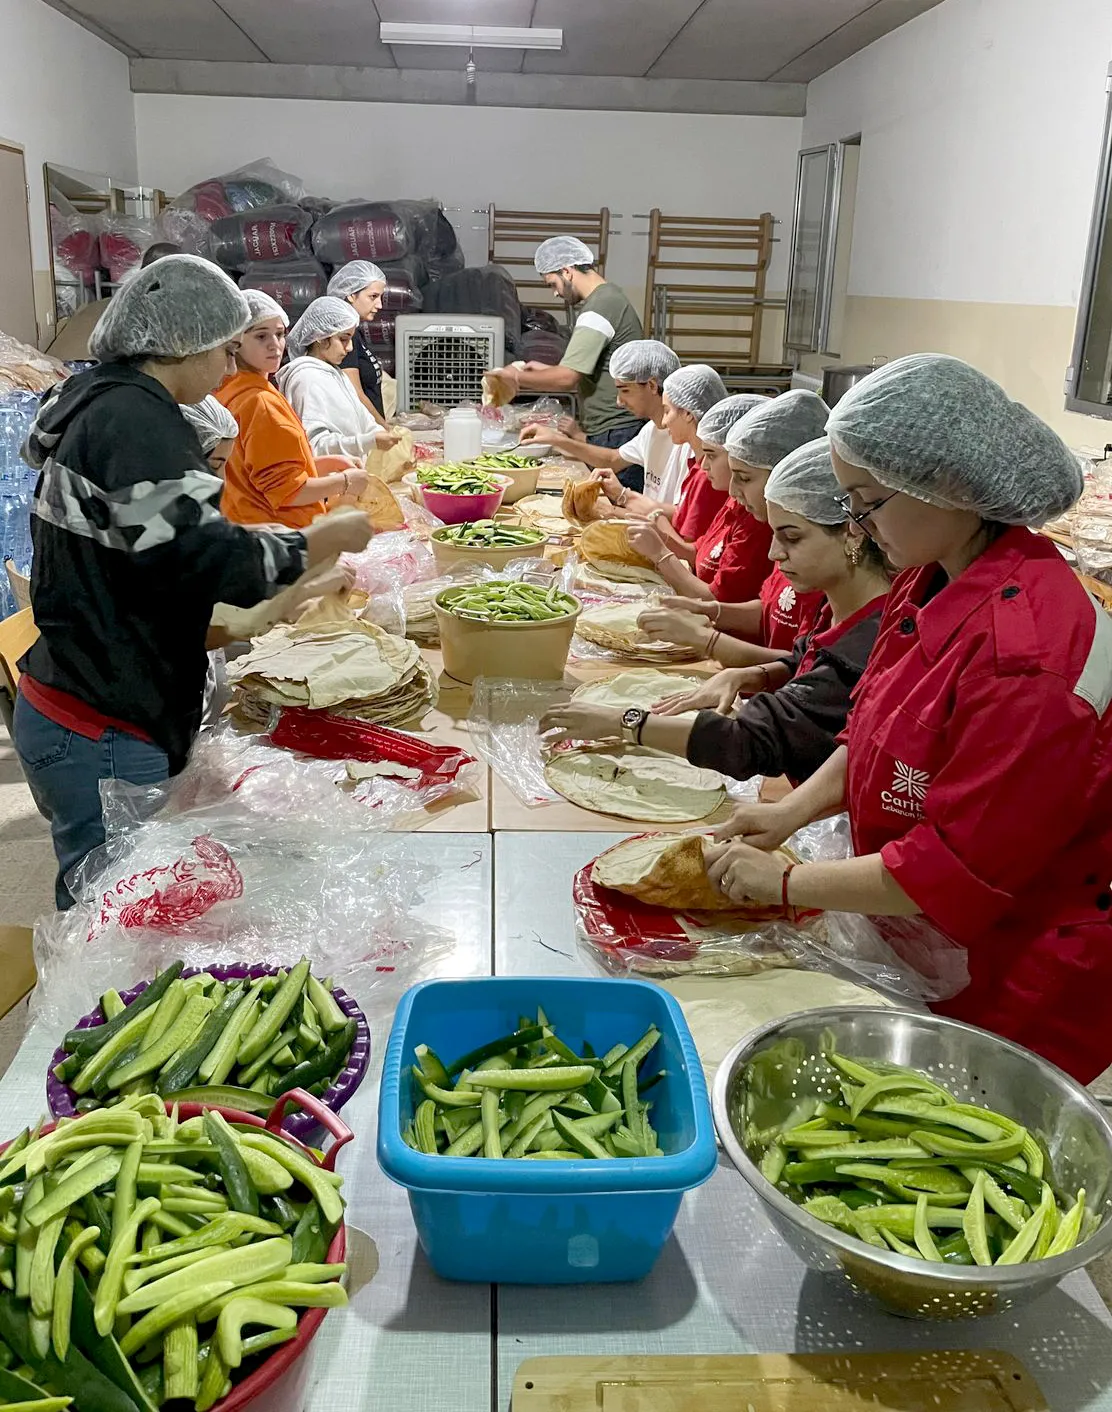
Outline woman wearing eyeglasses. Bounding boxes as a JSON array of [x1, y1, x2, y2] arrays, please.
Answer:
[[705, 354, 1112, 1082]]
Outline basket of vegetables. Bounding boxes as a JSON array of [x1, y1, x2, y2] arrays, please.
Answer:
[[0, 1088, 349, 1411], [464, 451, 544, 504], [402, 466, 514, 524], [433, 580, 581, 683], [430, 520, 547, 572], [47, 962, 370, 1142], [377, 976, 717, 1283], [713, 1007, 1112, 1319]]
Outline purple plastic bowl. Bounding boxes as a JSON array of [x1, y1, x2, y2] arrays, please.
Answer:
[[47, 963, 371, 1142], [419, 476, 510, 525]]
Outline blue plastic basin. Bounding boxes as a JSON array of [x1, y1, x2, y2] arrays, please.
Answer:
[[377, 976, 718, 1284]]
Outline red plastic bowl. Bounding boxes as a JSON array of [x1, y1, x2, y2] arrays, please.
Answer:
[[0, 1089, 351, 1412], [408, 473, 512, 525], [47, 965, 370, 1141]]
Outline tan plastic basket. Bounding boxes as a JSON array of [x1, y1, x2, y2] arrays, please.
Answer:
[[430, 529, 547, 574], [434, 588, 581, 683]]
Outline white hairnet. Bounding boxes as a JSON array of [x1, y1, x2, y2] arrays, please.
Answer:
[[534, 237, 595, 274], [662, 365, 729, 417], [287, 296, 359, 360], [725, 390, 830, 470], [90, 254, 249, 362], [608, 340, 681, 385], [696, 394, 770, 448], [826, 353, 1084, 526], [327, 260, 386, 299], [242, 289, 289, 330], [181, 396, 239, 455], [765, 438, 846, 526]]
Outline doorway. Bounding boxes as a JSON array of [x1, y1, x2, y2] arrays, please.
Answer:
[[0, 142, 38, 347]]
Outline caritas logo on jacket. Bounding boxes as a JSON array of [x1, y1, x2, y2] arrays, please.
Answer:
[[882, 760, 930, 819]]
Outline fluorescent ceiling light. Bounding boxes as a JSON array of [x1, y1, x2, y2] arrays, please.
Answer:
[[380, 23, 563, 50]]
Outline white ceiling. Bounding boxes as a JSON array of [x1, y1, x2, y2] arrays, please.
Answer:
[[46, 0, 945, 84]]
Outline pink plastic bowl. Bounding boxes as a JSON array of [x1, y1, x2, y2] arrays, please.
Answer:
[[417, 474, 512, 525]]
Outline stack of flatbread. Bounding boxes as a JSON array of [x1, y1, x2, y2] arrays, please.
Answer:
[[573, 564, 666, 598], [576, 600, 702, 664], [227, 600, 438, 729], [570, 669, 703, 714], [401, 580, 444, 644], [514, 494, 574, 539], [593, 832, 793, 913], [544, 746, 726, 823], [562, 478, 604, 525]]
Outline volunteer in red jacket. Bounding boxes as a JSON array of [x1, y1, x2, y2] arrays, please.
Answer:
[[704, 353, 1112, 1082]]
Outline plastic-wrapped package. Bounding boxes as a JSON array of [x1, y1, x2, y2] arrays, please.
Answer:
[[155, 206, 211, 255], [49, 198, 99, 285], [312, 201, 416, 265], [574, 814, 969, 1002], [239, 257, 328, 320], [206, 204, 314, 271], [380, 278, 424, 313], [341, 526, 436, 597], [423, 263, 523, 349], [364, 313, 397, 350], [427, 248, 466, 282], [170, 158, 307, 221], [31, 811, 453, 1031], [522, 328, 569, 366], [469, 677, 570, 805], [1072, 510, 1112, 587], [98, 214, 155, 283]]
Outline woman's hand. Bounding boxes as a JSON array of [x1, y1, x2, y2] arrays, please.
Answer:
[[625, 522, 667, 565], [592, 468, 626, 504], [537, 702, 623, 745], [705, 839, 789, 906], [335, 466, 369, 498], [637, 607, 713, 651], [652, 667, 755, 716], [712, 799, 796, 850], [660, 595, 719, 620], [375, 427, 404, 450], [303, 560, 356, 600]]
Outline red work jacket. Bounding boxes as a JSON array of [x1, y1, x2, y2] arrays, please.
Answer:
[[693, 498, 774, 604], [760, 565, 825, 653], [846, 527, 1112, 1080]]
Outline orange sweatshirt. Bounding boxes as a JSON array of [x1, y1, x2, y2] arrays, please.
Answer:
[[216, 369, 325, 529]]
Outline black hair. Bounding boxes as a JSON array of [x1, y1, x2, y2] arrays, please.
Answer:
[[819, 520, 889, 573], [140, 241, 182, 268]]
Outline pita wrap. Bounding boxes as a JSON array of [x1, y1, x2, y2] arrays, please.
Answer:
[[571, 670, 703, 712], [580, 521, 656, 576], [544, 746, 726, 822], [515, 494, 574, 538], [562, 478, 604, 525], [594, 832, 793, 912], [365, 427, 414, 485], [357, 474, 406, 530]]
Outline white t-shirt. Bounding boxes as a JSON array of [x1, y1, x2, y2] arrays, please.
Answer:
[[618, 421, 693, 504]]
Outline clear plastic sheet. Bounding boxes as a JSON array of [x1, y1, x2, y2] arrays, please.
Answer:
[[170, 159, 307, 222], [469, 677, 570, 805], [575, 814, 969, 1003], [32, 808, 452, 1031], [340, 526, 437, 598]]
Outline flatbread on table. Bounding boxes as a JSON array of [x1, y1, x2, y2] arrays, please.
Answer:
[[571, 669, 703, 712], [543, 746, 726, 823], [579, 520, 656, 575], [515, 494, 574, 538], [573, 564, 666, 597], [592, 831, 794, 913], [576, 600, 701, 663]]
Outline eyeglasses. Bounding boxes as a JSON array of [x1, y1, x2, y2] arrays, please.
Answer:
[[836, 490, 899, 527]]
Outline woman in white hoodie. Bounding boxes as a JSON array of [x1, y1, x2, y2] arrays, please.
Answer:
[[277, 297, 398, 461]]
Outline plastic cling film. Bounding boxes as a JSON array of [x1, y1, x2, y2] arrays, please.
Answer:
[[468, 677, 570, 806]]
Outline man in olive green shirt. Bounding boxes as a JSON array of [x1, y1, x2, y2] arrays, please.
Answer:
[[487, 236, 647, 487]]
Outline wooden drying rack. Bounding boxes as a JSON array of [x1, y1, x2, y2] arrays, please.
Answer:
[[486, 205, 611, 320], [641, 208, 790, 390]]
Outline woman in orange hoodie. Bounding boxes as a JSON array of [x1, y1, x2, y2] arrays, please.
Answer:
[[217, 291, 368, 529]]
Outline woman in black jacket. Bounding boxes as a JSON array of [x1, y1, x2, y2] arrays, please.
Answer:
[[14, 255, 373, 909], [539, 438, 889, 786]]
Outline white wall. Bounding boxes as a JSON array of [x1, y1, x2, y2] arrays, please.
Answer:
[[134, 96, 802, 298], [0, 0, 137, 269], [804, 0, 1112, 310]]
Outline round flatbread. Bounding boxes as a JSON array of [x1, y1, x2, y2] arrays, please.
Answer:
[[544, 747, 727, 823], [571, 670, 703, 712], [515, 494, 573, 537]]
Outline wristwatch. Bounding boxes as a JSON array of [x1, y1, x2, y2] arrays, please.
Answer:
[[620, 708, 649, 745]]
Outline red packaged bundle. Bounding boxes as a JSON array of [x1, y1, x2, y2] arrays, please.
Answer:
[[207, 205, 314, 271], [311, 202, 414, 264], [269, 707, 475, 790]]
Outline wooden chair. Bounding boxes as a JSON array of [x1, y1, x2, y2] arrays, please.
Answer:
[[4, 563, 29, 613], [0, 606, 37, 733]]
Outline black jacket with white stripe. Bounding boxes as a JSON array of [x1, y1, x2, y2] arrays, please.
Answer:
[[21, 362, 307, 771]]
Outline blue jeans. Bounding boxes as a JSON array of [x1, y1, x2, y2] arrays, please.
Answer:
[[588, 423, 645, 492], [13, 693, 170, 911]]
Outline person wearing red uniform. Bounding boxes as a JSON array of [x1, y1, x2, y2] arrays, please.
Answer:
[[637, 390, 831, 684], [705, 354, 1111, 1082]]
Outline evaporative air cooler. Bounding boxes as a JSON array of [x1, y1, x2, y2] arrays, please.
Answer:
[[394, 315, 505, 413]]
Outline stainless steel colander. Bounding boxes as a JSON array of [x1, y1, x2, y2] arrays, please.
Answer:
[[712, 1006, 1112, 1319]]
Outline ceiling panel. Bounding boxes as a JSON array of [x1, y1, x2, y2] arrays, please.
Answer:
[[58, 0, 266, 59], [390, 44, 528, 72], [648, 0, 870, 81], [769, 0, 946, 81], [218, 0, 394, 67], [376, 0, 534, 21], [523, 0, 702, 77]]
